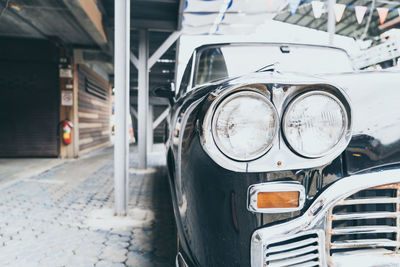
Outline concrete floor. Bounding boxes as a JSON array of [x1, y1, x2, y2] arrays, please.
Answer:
[[0, 157, 67, 185], [0, 145, 177, 266]]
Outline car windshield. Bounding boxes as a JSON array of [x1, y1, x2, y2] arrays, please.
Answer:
[[194, 44, 354, 86]]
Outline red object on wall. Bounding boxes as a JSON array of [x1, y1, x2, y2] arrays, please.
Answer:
[[61, 120, 73, 145]]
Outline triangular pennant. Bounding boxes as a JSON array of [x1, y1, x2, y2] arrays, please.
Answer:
[[355, 6, 367, 24], [311, 1, 324, 19], [377, 7, 389, 24], [334, 4, 346, 22], [289, 0, 301, 15]]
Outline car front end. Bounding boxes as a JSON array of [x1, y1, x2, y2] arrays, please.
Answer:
[[169, 43, 400, 267]]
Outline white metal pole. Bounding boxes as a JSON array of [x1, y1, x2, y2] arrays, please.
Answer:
[[147, 105, 153, 153], [114, 0, 130, 216], [327, 0, 336, 45], [138, 30, 149, 169]]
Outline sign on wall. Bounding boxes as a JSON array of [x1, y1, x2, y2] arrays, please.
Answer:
[[61, 90, 73, 106]]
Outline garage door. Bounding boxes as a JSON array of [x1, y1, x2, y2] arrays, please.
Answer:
[[0, 61, 59, 157]]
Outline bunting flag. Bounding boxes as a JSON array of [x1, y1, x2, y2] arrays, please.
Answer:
[[355, 6, 367, 24], [289, 0, 301, 15], [377, 7, 389, 24], [334, 3, 346, 22], [311, 1, 324, 19], [282, 1, 399, 25]]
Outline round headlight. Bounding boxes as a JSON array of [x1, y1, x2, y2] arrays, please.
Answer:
[[212, 91, 278, 161], [283, 91, 348, 158]]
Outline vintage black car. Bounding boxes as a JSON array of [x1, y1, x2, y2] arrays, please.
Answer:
[[156, 43, 400, 267]]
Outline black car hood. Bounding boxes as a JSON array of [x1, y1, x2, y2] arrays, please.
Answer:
[[320, 70, 400, 174]]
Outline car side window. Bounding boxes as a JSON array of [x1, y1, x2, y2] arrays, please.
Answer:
[[177, 56, 193, 99]]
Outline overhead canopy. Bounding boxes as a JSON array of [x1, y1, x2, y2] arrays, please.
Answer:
[[0, 0, 184, 91], [0, 0, 106, 48], [182, 0, 289, 35]]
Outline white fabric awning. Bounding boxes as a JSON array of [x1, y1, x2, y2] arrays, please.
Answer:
[[183, 0, 289, 35]]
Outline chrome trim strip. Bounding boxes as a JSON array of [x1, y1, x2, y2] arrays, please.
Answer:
[[331, 226, 398, 235], [175, 252, 188, 267], [337, 197, 400, 205], [267, 253, 319, 266], [247, 181, 305, 213], [267, 236, 319, 254], [331, 248, 400, 267], [250, 169, 400, 267], [266, 244, 319, 261], [331, 239, 400, 249], [331, 211, 400, 220]]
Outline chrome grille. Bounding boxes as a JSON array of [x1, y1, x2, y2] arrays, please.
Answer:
[[327, 183, 400, 254], [264, 232, 321, 266]]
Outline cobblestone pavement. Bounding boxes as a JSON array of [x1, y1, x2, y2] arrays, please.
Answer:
[[0, 145, 176, 266]]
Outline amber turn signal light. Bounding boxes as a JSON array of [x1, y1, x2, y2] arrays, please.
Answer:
[[257, 191, 299, 209]]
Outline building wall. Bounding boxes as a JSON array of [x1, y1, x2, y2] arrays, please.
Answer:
[[77, 64, 111, 155]]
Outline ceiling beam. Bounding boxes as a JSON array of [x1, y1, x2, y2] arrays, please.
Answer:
[[0, 4, 47, 39], [130, 52, 139, 69], [148, 30, 182, 69], [62, 0, 108, 50]]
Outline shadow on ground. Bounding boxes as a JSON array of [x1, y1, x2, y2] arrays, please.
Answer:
[[127, 146, 177, 266]]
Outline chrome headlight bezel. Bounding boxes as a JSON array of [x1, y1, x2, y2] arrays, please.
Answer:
[[200, 80, 352, 173], [211, 90, 279, 161], [282, 90, 350, 158]]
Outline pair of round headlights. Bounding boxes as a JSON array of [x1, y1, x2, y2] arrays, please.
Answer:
[[212, 90, 348, 161]]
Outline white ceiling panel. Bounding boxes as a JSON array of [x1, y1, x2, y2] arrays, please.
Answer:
[[223, 13, 270, 25], [183, 13, 218, 27], [183, 25, 211, 35], [185, 0, 226, 13], [229, 0, 288, 14]]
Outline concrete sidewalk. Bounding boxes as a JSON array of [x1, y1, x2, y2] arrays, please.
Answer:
[[0, 157, 68, 185], [0, 145, 176, 267]]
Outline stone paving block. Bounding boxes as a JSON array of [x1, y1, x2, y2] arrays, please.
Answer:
[[107, 241, 130, 250], [0, 146, 176, 266], [65, 255, 97, 267], [100, 246, 128, 263], [39, 255, 70, 267], [95, 260, 125, 267]]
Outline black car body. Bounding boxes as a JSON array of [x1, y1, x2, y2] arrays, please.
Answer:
[[160, 43, 400, 267]]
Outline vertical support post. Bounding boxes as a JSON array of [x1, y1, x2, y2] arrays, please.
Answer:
[[114, 0, 130, 216], [327, 0, 336, 45], [138, 30, 149, 169], [72, 63, 80, 158], [147, 105, 153, 153]]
